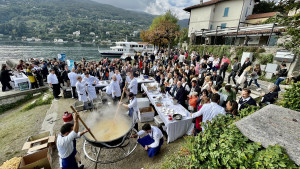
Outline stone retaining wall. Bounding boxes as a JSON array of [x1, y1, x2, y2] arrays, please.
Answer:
[[0, 87, 48, 106]]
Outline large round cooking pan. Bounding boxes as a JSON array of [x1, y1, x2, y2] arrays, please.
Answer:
[[83, 116, 135, 148]]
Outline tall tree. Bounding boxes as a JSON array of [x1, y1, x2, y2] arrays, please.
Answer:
[[141, 10, 180, 55]]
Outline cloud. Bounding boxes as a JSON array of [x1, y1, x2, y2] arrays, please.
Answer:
[[91, 0, 202, 19]]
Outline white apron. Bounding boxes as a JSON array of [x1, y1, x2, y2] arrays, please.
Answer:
[[86, 86, 97, 101]]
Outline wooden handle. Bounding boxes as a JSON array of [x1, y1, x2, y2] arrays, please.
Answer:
[[70, 106, 97, 141], [114, 82, 128, 117]]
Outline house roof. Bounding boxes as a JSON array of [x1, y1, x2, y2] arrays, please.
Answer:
[[246, 12, 278, 20], [183, 0, 224, 12], [184, 0, 260, 12]]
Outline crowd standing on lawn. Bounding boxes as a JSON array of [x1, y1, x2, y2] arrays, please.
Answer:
[[1, 48, 300, 166]]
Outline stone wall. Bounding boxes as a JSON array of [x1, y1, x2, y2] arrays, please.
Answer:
[[0, 87, 48, 106]]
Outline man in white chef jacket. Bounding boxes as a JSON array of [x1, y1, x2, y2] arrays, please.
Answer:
[[76, 76, 88, 109], [114, 69, 123, 85], [120, 92, 138, 131], [131, 123, 164, 158], [47, 69, 61, 100], [68, 68, 79, 99], [57, 112, 89, 169], [110, 75, 121, 102], [83, 72, 99, 102], [124, 72, 138, 96]]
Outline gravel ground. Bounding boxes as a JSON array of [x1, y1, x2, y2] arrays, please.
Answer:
[[50, 96, 183, 169]]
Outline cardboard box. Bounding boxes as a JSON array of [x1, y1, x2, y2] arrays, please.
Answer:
[[27, 131, 50, 142], [19, 148, 52, 169], [137, 98, 150, 109], [138, 107, 154, 122], [22, 133, 55, 154]]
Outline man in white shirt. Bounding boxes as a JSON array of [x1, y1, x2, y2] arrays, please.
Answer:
[[47, 69, 60, 99], [178, 53, 185, 65], [191, 93, 226, 130], [83, 72, 99, 101], [109, 75, 121, 102], [57, 112, 88, 169], [120, 92, 138, 130], [68, 68, 79, 99], [131, 123, 164, 158], [125, 72, 138, 96]]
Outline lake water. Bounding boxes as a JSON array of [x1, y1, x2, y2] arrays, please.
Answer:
[[0, 41, 111, 62]]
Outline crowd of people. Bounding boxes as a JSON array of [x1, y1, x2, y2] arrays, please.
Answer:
[[1, 50, 299, 130]]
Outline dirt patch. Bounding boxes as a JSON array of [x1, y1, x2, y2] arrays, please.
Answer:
[[0, 104, 50, 163]]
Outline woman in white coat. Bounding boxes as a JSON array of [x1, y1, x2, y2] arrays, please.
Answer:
[[76, 76, 88, 103]]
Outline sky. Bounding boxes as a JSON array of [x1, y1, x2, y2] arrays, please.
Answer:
[[91, 0, 202, 19]]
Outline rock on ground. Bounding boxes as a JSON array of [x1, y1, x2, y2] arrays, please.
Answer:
[[235, 105, 300, 165]]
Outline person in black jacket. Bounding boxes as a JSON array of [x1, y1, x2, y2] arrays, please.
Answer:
[[259, 84, 278, 106], [173, 81, 186, 107], [238, 88, 256, 110], [61, 65, 70, 87], [274, 63, 288, 91], [0, 65, 13, 92], [238, 57, 252, 76], [228, 57, 241, 84], [211, 71, 223, 88]]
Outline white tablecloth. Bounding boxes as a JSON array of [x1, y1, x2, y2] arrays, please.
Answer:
[[96, 80, 110, 88], [10, 73, 31, 89], [142, 83, 193, 143], [136, 77, 155, 84]]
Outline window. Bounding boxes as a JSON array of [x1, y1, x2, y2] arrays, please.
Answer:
[[223, 7, 229, 17], [221, 23, 227, 29], [210, 25, 213, 30]]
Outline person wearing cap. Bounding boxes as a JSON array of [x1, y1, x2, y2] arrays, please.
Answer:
[[57, 112, 89, 169], [83, 72, 99, 101], [131, 123, 164, 158], [120, 92, 138, 130], [47, 69, 60, 99]]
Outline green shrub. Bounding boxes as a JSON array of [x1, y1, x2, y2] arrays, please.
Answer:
[[159, 106, 298, 169], [258, 54, 274, 65], [188, 45, 231, 58], [257, 48, 266, 53], [21, 92, 54, 112], [0, 94, 33, 114], [280, 82, 300, 111]]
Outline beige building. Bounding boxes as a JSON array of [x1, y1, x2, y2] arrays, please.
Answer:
[[184, 0, 259, 37], [245, 12, 278, 25]]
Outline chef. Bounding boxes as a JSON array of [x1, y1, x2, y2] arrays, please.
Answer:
[[76, 76, 88, 107], [120, 92, 138, 130], [57, 112, 89, 169], [68, 68, 79, 99], [83, 72, 99, 102], [124, 72, 138, 96], [114, 69, 123, 85], [109, 75, 121, 102], [131, 123, 164, 158], [47, 69, 60, 99]]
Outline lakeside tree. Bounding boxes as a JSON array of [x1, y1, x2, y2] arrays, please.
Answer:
[[141, 10, 180, 55]]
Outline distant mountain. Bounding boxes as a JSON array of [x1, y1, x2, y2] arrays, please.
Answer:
[[0, 0, 155, 41], [178, 19, 189, 28]]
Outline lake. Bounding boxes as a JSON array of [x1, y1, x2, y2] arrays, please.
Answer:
[[0, 41, 112, 62]]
